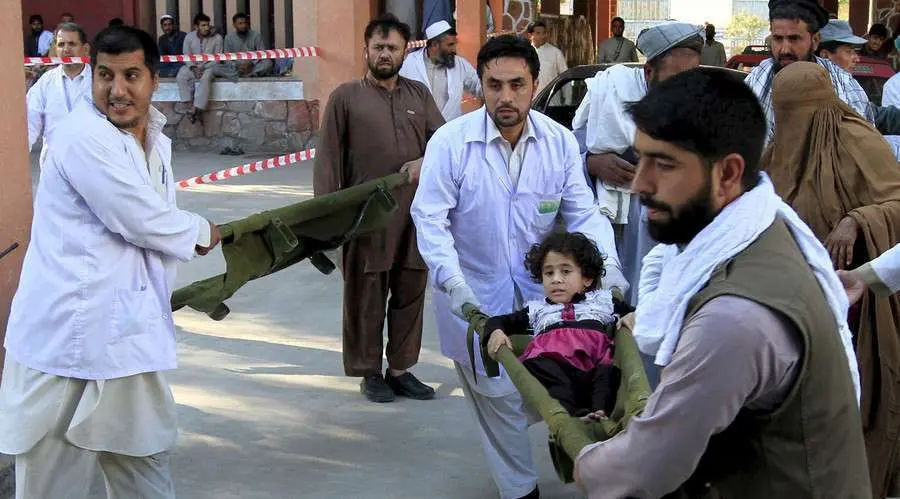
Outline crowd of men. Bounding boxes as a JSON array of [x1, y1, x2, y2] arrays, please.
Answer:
[[24, 11, 291, 157], [323, 2, 900, 497], [5, 1, 900, 498]]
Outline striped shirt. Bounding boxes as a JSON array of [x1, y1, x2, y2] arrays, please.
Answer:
[[745, 57, 874, 143]]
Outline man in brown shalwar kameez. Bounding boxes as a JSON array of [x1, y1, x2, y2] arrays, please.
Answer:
[[313, 14, 445, 403], [762, 61, 900, 498]]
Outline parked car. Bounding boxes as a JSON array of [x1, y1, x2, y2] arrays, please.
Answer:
[[726, 45, 895, 105], [532, 63, 747, 129]]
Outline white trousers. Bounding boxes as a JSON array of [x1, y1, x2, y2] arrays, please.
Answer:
[[0, 359, 178, 499], [12, 376, 175, 499], [16, 441, 174, 499], [455, 362, 539, 499]]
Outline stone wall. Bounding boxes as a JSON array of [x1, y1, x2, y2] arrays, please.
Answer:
[[154, 99, 319, 153]]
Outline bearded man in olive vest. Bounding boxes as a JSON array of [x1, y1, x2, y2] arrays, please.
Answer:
[[574, 68, 871, 498]]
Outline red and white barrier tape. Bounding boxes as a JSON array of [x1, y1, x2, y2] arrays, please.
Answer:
[[407, 30, 516, 50], [162, 46, 319, 63], [24, 55, 90, 66], [25, 47, 320, 66], [177, 148, 316, 189]]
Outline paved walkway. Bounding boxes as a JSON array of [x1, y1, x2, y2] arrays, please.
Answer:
[[17, 151, 579, 499]]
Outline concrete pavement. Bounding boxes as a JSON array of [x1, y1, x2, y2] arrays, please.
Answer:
[[6, 151, 583, 499], [164, 151, 582, 499]]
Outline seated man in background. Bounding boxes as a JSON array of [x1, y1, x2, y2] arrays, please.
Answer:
[[176, 13, 226, 124], [157, 14, 187, 78], [223, 12, 272, 78], [860, 23, 893, 60]]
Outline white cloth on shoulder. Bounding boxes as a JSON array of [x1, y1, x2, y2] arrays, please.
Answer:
[[634, 173, 861, 401], [571, 64, 647, 224]]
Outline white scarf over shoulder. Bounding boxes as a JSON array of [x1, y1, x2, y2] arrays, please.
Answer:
[[634, 174, 861, 400]]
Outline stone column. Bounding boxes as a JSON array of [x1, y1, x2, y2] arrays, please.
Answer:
[[820, 0, 839, 16], [293, 0, 375, 102], [489, 0, 505, 31], [226, 0, 239, 20], [848, 0, 870, 34], [1, 0, 34, 381], [274, 0, 288, 49], [456, 0, 487, 72], [1, 1, 35, 494], [587, 0, 613, 61], [156, 0, 170, 35], [179, 0, 193, 33], [385, 0, 418, 35], [203, 0, 215, 19]]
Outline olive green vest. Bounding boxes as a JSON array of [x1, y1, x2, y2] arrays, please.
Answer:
[[674, 220, 871, 499]]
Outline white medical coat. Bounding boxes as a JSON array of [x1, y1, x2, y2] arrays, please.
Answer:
[[4, 103, 208, 380], [26, 64, 93, 153], [411, 107, 625, 376], [399, 48, 481, 122]]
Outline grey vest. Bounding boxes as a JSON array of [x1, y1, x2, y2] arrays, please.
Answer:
[[672, 220, 871, 498]]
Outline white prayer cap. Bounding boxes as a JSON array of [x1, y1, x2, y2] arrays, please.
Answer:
[[426, 20, 454, 41], [160, 14, 175, 22]]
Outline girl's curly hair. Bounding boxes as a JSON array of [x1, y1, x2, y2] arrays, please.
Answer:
[[524, 231, 606, 291]]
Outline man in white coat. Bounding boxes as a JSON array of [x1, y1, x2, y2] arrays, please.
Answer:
[[411, 35, 627, 499], [0, 26, 219, 498], [400, 20, 481, 122], [26, 23, 93, 164], [572, 22, 704, 307], [839, 244, 900, 304]]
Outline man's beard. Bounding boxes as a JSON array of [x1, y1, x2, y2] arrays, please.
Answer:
[[109, 116, 141, 130], [640, 178, 717, 246], [435, 52, 456, 69], [489, 105, 527, 129], [773, 50, 815, 73], [96, 103, 142, 131], [369, 58, 401, 80]]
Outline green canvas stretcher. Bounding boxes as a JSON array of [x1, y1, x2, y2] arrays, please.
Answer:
[[463, 304, 651, 483], [171, 172, 410, 320]]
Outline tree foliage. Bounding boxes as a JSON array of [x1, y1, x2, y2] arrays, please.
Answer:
[[727, 11, 769, 47]]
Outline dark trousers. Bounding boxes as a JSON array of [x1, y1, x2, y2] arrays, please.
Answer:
[[341, 248, 427, 377], [523, 356, 620, 417]]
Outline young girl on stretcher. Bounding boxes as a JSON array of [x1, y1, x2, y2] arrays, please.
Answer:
[[483, 231, 629, 422]]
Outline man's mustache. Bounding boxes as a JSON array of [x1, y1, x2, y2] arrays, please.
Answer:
[[640, 195, 672, 213]]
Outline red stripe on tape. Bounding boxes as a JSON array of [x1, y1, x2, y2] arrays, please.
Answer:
[[27, 47, 320, 66]]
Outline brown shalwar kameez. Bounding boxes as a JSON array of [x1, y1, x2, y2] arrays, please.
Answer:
[[314, 75, 444, 377]]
